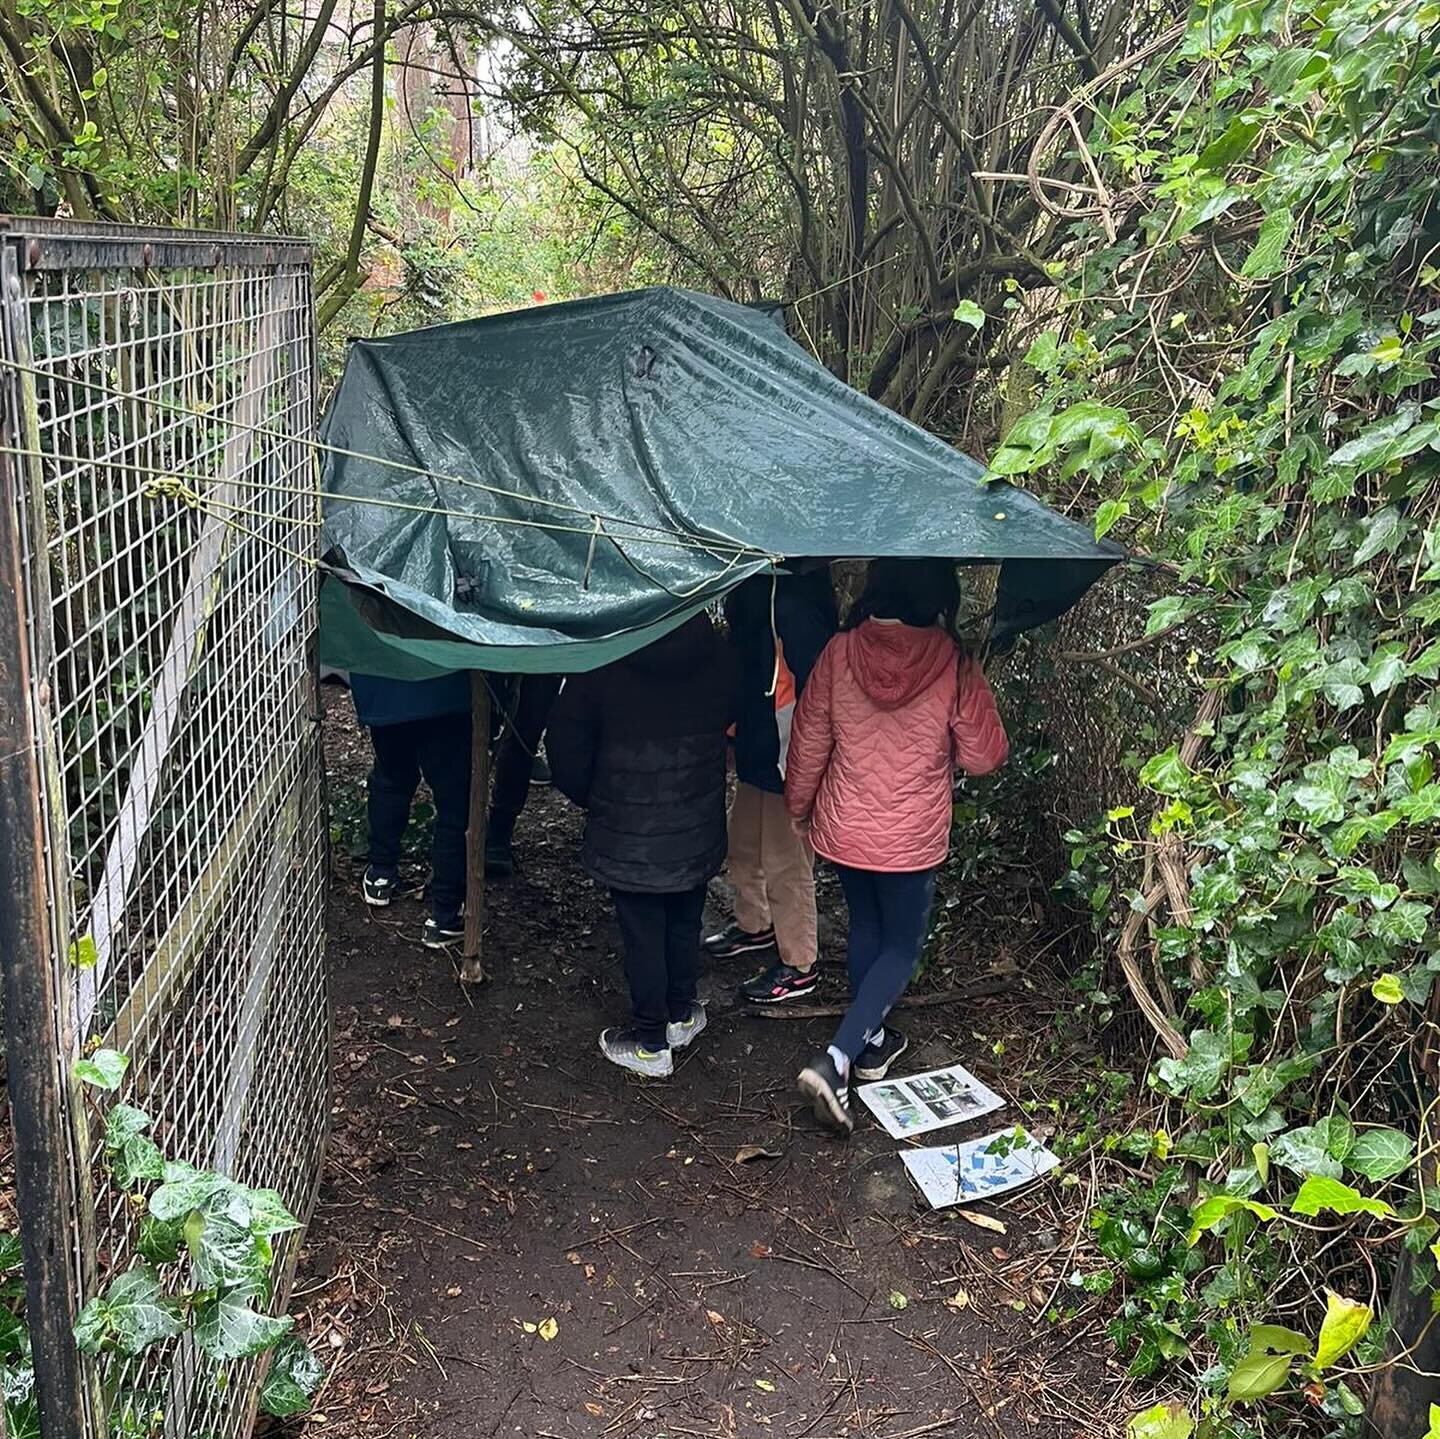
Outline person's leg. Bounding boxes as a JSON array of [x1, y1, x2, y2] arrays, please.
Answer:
[[727, 782, 772, 936], [366, 721, 421, 879], [830, 868, 937, 1062], [610, 889, 671, 1050], [490, 675, 562, 829], [663, 884, 707, 1022], [417, 710, 473, 922], [834, 864, 882, 999], [760, 789, 818, 972]]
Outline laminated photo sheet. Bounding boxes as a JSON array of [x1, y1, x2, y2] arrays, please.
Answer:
[[902, 1128, 1060, 1210], [855, 1062, 1005, 1140]]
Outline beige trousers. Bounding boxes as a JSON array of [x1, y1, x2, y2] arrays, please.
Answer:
[[728, 782, 818, 971]]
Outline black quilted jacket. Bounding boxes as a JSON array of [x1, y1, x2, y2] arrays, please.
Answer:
[[547, 614, 738, 893]]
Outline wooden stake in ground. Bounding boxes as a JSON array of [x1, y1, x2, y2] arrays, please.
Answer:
[[461, 673, 491, 983]]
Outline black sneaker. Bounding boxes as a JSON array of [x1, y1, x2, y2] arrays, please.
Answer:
[[485, 834, 515, 877], [853, 1029, 909, 1083], [703, 922, 776, 959], [362, 867, 399, 908], [422, 913, 465, 949], [798, 1053, 853, 1135], [530, 751, 552, 787], [740, 962, 819, 1006]]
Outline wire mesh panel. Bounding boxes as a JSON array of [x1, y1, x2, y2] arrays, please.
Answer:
[[0, 219, 327, 1438]]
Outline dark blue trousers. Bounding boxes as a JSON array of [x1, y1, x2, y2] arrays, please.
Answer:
[[832, 865, 938, 1061]]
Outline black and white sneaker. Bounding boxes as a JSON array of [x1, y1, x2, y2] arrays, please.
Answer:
[[853, 1029, 909, 1083], [740, 961, 819, 1006], [422, 913, 465, 949], [703, 922, 776, 960], [666, 1003, 708, 1051], [798, 1052, 854, 1135], [362, 867, 399, 907]]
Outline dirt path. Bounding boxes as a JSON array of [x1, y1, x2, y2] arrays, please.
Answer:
[[284, 696, 1126, 1439]]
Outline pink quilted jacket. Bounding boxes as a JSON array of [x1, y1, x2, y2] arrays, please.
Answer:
[[784, 621, 1009, 872]]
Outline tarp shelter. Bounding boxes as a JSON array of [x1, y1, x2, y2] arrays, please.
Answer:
[[318, 285, 1123, 677]]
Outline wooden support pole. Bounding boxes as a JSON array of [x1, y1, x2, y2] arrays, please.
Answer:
[[461, 672, 491, 983]]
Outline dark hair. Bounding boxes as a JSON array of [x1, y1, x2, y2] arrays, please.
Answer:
[[845, 558, 961, 633]]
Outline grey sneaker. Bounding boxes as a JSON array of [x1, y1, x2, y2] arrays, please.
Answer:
[[599, 1027, 674, 1078], [666, 1004, 708, 1051]]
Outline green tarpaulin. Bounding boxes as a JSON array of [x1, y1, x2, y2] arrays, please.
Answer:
[[318, 286, 1122, 677]]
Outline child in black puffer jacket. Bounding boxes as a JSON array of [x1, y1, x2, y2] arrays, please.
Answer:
[[547, 612, 738, 1077]]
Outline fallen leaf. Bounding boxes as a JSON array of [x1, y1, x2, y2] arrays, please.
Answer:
[[584, 1403, 605, 1417], [706, 1310, 726, 1327], [991, 1247, 1011, 1261], [957, 1209, 1007, 1235], [566, 1252, 583, 1265], [538, 1317, 559, 1342], [734, 1144, 783, 1165], [944, 1288, 971, 1311], [749, 1242, 772, 1260], [445, 1285, 462, 1297], [584, 1265, 596, 1280], [755, 1378, 776, 1393], [888, 1291, 909, 1311], [521, 1321, 538, 1335]]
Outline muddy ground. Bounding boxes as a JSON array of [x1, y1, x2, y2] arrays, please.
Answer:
[[282, 692, 1133, 1439]]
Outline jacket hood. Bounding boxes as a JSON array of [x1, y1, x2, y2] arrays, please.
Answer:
[[623, 612, 716, 677], [847, 620, 956, 709]]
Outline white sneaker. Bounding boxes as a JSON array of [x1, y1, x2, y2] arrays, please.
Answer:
[[599, 1028, 674, 1078], [666, 1004, 708, 1050]]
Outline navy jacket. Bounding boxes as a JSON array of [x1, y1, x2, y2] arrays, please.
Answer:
[[725, 570, 837, 794], [350, 672, 471, 728], [548, 615, 738, 893]]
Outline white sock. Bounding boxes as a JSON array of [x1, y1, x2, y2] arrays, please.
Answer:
[[867, 1026, 885, 1049], [827, 1045, 850, 1080]]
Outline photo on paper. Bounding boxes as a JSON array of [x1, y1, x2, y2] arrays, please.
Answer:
[[901, 1128, 1060, 1211], [856, 1062, 1005, 1140]]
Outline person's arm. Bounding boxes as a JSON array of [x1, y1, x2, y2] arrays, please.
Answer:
[[951, 659, 1009, 776], [546, 675, 601, 807], [776, 592, 833, 696], [783, 638, 838, 820]]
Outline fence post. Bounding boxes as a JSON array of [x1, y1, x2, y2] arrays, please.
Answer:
[[0, 247, 90, 1437]]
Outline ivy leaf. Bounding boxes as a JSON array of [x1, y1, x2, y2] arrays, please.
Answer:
[[1241, 210, 1293, 278], [74, 1267, 183, 1356], [952, 300, 986, 331], [1346, 1128, 1413, 1181], [67, 934, 97, 969], [259, 1334, 325, 1418], [1186, 1193, 1279, 1245], [1159, 1030, 1235, 1100], [73, 1050, 128, 1091], [1127, 1403, 1192, 1439], [1228, 1351, 1292, 1401], [1248, 1323, 1310, 1355], [1353, 507, 1406, 565], [1369, 900, 1432, 945], [1022, 332, 1060, 372], [1094, 498, 1129, 539], [247, 1190, 301, 1238], [1290, 1175, 1394, 1219], [1371, 973, 1405, 1005], [136, 1215, 185, 1267], [193, 1292, 293, 1362], [1271, 1117, 1353, 1178], [1197, 115, 1261, 172], [1139, 747, 1191, 796], [1314, 1291, 1372, 1371]]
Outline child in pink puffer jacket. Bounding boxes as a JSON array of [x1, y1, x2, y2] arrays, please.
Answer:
[[786, 558, 1008, 1134]]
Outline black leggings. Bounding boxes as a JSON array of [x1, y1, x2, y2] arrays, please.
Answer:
[[367, 712, 472, 917], [610, 886, 707, 1048]]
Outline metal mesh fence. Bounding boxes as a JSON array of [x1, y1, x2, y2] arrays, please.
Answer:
[[0, 219, 327, 1438]]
